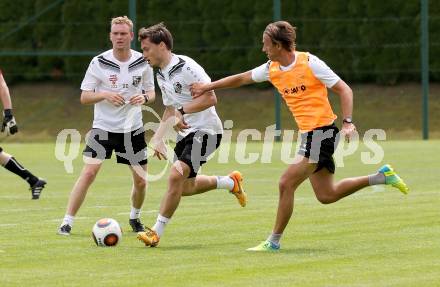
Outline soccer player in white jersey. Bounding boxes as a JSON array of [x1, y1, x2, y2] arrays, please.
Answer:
[[0, 69, 46, 199], [135, 23, 247, 247], [191, 21, 409, 251], [58, 16, 156, 236]]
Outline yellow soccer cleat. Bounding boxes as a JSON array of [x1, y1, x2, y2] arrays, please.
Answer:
[[229, 171, 247, 207], [247, 240, 280, 252], [137, 227, 160, 247], [379, 164, 409, 194]]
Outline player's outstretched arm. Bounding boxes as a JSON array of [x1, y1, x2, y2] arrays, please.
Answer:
[[190, 70, 254, 98], [180, 90, 217, 114]]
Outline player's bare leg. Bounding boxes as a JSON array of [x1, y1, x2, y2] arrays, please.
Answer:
[[181, 175, 216, 195], [159, 161, 191, 218], [58, 162, 102, 235], [66, 163, 102, 215], [248, 156, 314, 252], [273, 156, 315, 234], [137, 161, 190, 246], [128, 164, 147, 232], [129, 164, 147, 209], [309, 168, 369, 204]]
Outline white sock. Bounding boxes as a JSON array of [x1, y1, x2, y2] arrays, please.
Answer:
[[61, 214, 75, 227], [368, 172, 386, 185], [152, 214, 170, 237], [216, 176, 234, 190], [267, 233, 282, 246], [130, 207, 141, 220]]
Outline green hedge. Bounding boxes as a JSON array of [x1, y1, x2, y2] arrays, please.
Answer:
[[0, 0, 438, 84]]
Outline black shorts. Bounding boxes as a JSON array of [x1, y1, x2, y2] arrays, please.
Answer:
[[83, 128, 148, 165], [174, 131, 222, 178], [298, 123, 339, 174]]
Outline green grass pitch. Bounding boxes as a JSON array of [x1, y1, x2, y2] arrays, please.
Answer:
[[0, 141, 439, 286]]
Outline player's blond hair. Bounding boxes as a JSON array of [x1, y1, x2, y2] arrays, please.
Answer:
[[111, 16, 133, 31], [264, 21, 296, 51]]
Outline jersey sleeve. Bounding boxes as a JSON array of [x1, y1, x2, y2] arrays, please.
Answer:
[[183, 59, 211, 85], [251, 61, 270, 83], [80, 58, 101, 91], [142, 65, 155, 92], [308, 54, 340, 88]]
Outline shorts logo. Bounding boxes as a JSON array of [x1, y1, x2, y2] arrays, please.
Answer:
[[173, 82, 182, 94], [109, 74, 118, 88], [132, 76, 141, 87]]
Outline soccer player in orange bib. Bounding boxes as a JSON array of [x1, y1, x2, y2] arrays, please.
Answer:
[[191, 21, 409, 251]]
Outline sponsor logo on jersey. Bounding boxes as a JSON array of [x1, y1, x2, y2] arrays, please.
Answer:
[[283, 85, 306, 96], [109, 74, 118, 88]]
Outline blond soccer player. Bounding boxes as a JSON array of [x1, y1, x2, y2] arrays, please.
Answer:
[[191, 21, 409, 251]]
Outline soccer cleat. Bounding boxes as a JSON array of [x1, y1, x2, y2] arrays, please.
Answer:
[[247, 240, 280, 252], [137, 227, 160, 247], [57, 224, 72, 236], [229, 171, 247, 207], [378, 164, 409, 194], [30, 178, 47, 200], [129, 218, 145, 232]]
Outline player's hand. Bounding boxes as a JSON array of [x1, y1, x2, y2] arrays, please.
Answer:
[[190, 82, 209, 99], [128, 94, 147, 106], [173, 110, 190, 132], [151, 139, 168, 160], [105, 93, 125, 107], [341, 122, 356, 143], [1, 110, 18, 136]]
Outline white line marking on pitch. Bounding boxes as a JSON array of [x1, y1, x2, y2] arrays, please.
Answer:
[[0, 224, 18, 227]]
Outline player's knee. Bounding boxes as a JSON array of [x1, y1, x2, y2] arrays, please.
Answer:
[[278, 175, 302, 194], [316, 194, 335, 204], [168, 169, 185, 186], [278, 178, 289, 192], [81, 168, 99, 182], [133, 177, 147, 190]]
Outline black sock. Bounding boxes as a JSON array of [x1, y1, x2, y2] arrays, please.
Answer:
[[3, 157, 39, 186]]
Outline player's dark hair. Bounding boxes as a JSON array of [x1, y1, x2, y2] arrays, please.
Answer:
[[138, 22, 173, 50], [264, 21, 296, 51]]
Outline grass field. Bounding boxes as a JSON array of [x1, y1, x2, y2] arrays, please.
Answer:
[[0, 141, 439, 286]]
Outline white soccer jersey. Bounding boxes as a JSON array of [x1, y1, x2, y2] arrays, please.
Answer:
[[81, 49, 154, 133], [251, 52, 341, 88], [156, 54, 223, 137]]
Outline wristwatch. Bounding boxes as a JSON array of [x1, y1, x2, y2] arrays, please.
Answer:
[[143, 94, 149, 104], [177, 106, 185, 115], [343, 117, 353, 124]]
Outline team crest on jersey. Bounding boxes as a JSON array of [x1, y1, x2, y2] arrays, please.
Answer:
[[132, 76, 141, 87], [173, 82, 182, 94], [109, 74, 118, 88]]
